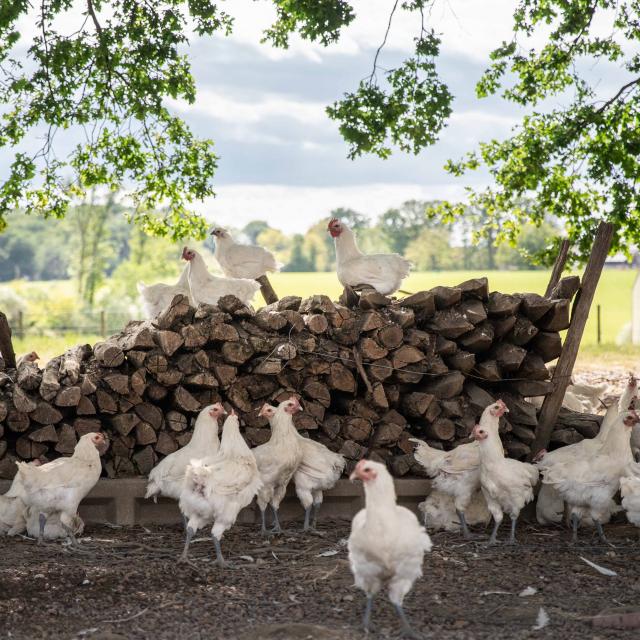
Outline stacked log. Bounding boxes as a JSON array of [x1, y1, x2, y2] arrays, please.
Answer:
[[0, 277, 582, 479]]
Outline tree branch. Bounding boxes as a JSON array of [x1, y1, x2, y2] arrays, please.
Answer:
[[368, 0, 400, 84], [595, 77, 640, 114]]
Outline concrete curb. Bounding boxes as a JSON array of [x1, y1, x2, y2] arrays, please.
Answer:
[[0, 477, 431, 526]]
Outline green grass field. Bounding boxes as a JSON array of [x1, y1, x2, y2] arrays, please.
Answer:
[[6, 269, 640, 366]]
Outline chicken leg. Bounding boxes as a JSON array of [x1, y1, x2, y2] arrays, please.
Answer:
[[310, 501, 321, 530], [38, 513, 46, 545], [393, 604, 422, 639], [61, 521, 78, 546], [260, 508, 268, 536], [595, 521, 608, 543], [180, 526, 195, 561], [212, 535, 229, 568], [362, 595, 374, 632], [303, 507, 312, 532], [507, 515, 517, 545], [456, 510, 471, 540], [271, 506, 282, 535], [570, 513, 580, 543], [488, 518, 500, 545]]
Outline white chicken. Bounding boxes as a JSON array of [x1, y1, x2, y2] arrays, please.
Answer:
[[16, 351, 39, 367], [145, 403, 226, 503], [211, 227, 283, 279], [473, 400, 538, 544], [0, 460, 80, 540], [137, 254, 192, 318], [535, 374, 637, 525], [348, 459, 432, 637], [411, 435, 488, 539], [7, 432, 105, 544], [260, 403, 345, 531], [0, 461, 42, 536], [620, 466, 640, 530], [179, 411, 261, 565], [541, 409, 639, 542], [25, 508, 85, 540], [417, 489, 491, 532], [253, 397, 304, 535], [328, 218, 411, 295], [183, 247, 260, 307]]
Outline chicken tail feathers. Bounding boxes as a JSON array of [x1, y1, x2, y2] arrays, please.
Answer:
[[136, 281, 147, 294]]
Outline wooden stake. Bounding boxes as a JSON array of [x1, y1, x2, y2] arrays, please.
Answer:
[[256, 275, 279, 305], [0, 311, 17, 369], [531, 222, 614, 458], [545, 238, 571, 297]]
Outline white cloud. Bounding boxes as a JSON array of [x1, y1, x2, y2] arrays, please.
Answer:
[[193, 182, 477, 233], [169, 89, 328, 127]]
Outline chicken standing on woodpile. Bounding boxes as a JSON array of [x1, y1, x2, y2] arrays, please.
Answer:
[[348, 459, 432, 638], [179, 411, 261, 565], [328, 218, 411, 295], [7, 432, 106, 544], [210, 227, 283, 279], [535, 374, 637, 525], [260, 404, 345, 531], [16, 351, 39, 367], [183, 247, 260, 306], [411, 423, 494, 539], [541, 409, 640, 543], [254, 397, 304, 535], [137, 260, 192, 319], [145, 403, 226, 504], [473, 400, 538, 544]]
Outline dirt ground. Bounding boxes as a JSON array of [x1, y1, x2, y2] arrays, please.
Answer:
[[1, 519, 639, 640]]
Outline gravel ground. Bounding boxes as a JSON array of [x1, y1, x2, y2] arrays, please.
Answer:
[[1, 519, 639, 640]]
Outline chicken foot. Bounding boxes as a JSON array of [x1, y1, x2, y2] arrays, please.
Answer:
[[62, 522, 79, 547], [456, 510, 471, 540], [362, 595, 374, 633], [180, 526, 195, 561], [303, 502, 322, 532], [393, 604, 423, 639], [270, 506, 283, 535], [595, 521, 608, 543], [303, 507, 312, 532], [212, 535, 231, 569], [487, 518, 501, 545]]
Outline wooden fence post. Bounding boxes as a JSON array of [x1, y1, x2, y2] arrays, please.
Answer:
[[531, 222, 614, 458], [0, 311, 17, 369], [545, 238, 571, 297]]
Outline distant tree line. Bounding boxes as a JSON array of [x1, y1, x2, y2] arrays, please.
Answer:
[[0, 198, 560, 307]]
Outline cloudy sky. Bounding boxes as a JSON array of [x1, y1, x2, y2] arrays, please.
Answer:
[[183, 0, 521, 232], [7, 1, 630, 233]]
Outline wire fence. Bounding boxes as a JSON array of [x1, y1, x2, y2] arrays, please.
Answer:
[[10, 310, 135, 338]]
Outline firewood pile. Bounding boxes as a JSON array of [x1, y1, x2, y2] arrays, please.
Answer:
[[0, 276, 598, 479]]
